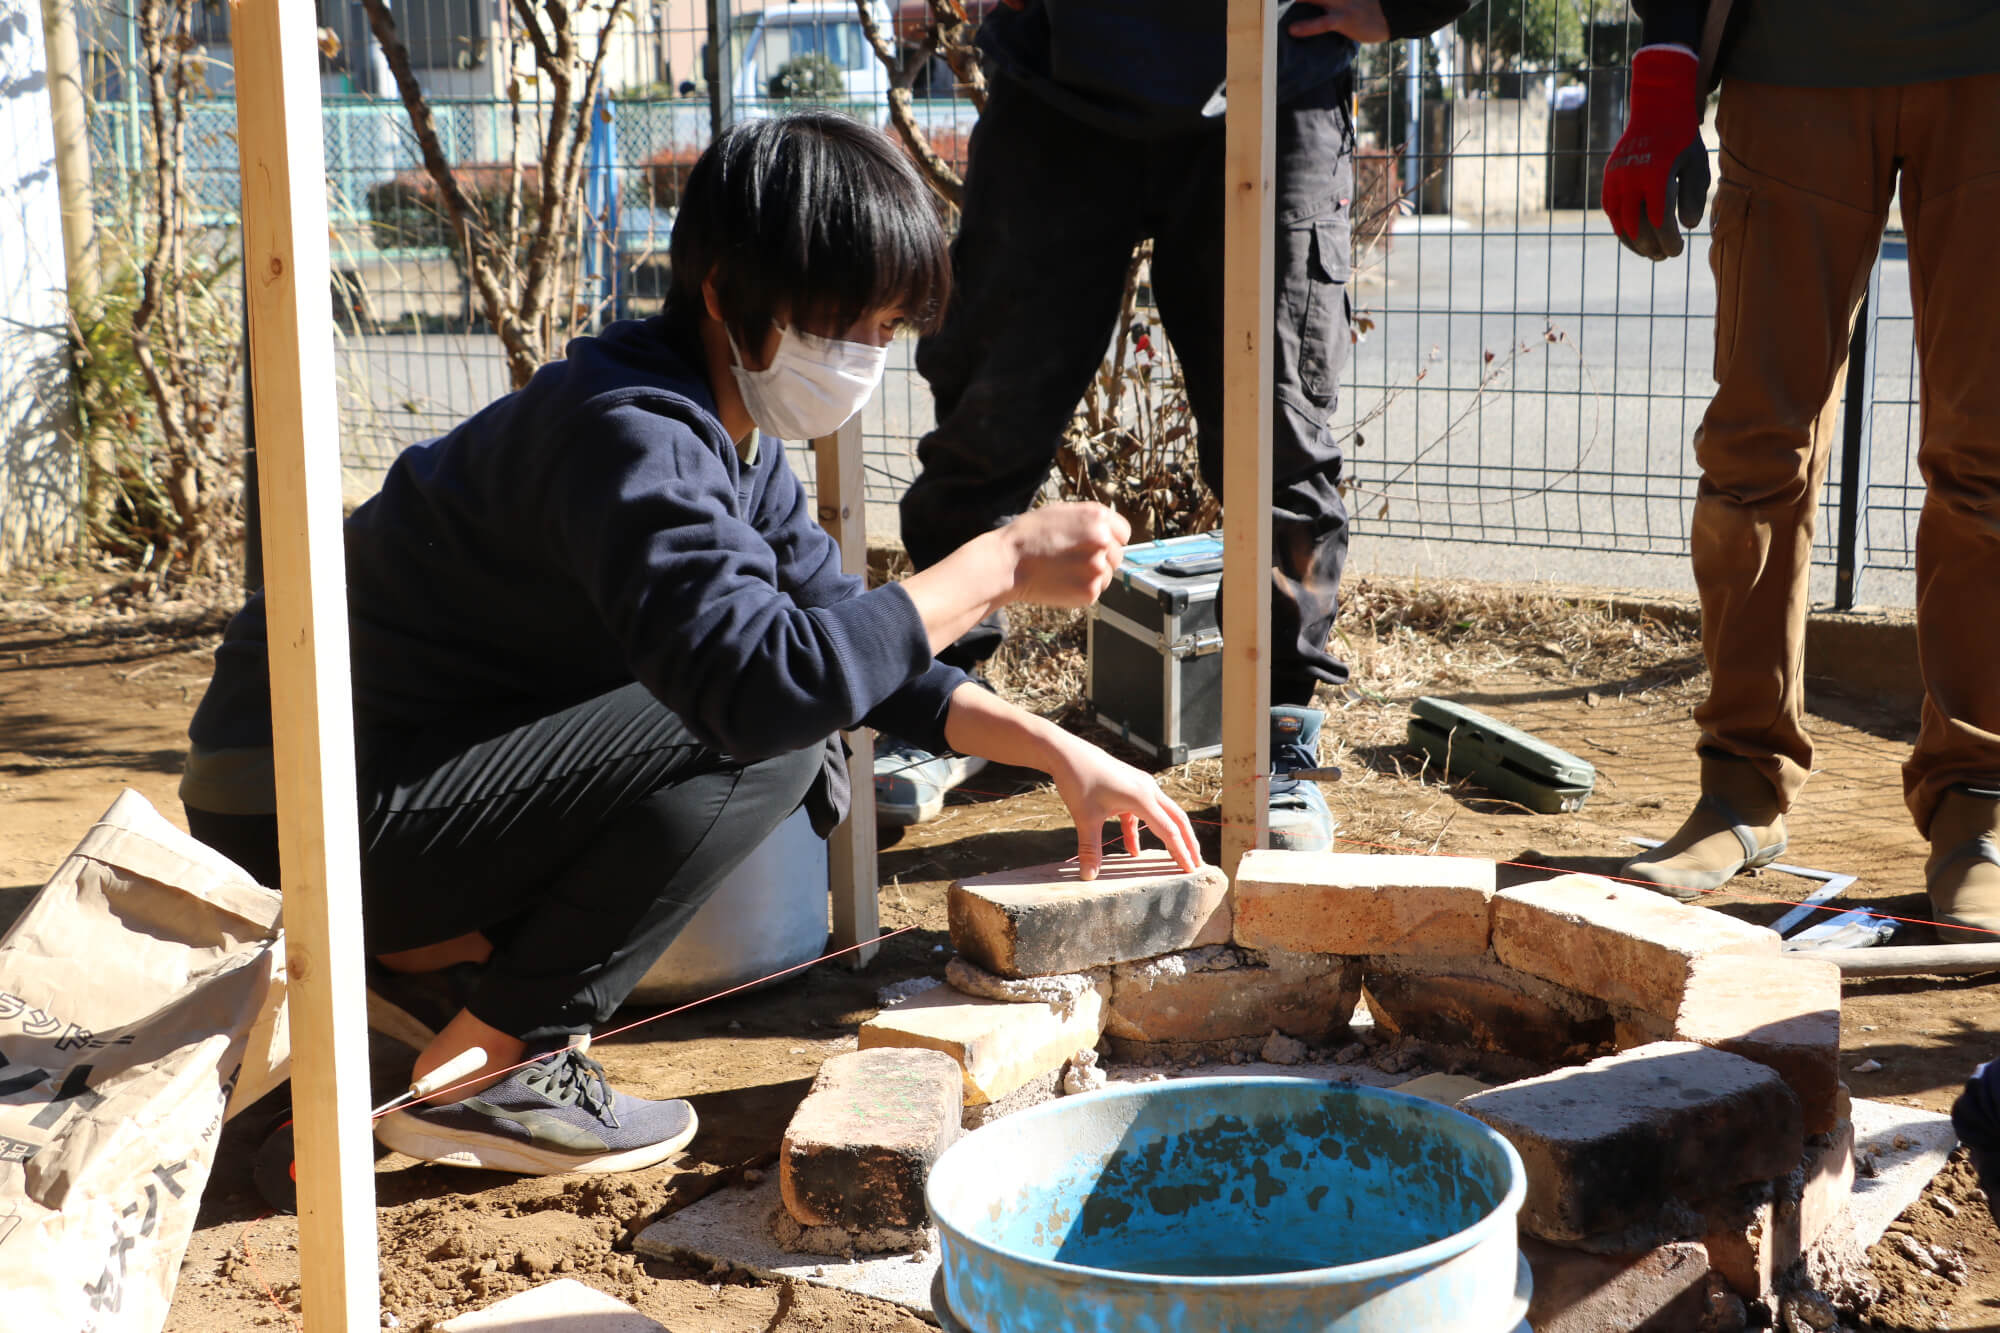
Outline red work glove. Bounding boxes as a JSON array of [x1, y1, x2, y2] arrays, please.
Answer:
[[1602, 45, 1711, 262]]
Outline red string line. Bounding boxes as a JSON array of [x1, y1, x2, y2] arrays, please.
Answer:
[[375, 925, 921, 1119], [239, 1212, 303, 1332], [909, 771, 2000, 941], [376, 769, 1991, 1119]]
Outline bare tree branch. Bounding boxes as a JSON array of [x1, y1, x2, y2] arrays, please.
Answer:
[[855, 0, 963, 205], [926, 0, 986, 114], [360, 0, 540, 384]]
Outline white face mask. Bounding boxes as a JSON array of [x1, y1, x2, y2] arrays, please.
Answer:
[[728, 324, 889, 443]]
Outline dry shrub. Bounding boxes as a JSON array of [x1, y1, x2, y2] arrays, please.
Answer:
[[981, 604, 1088, 720]]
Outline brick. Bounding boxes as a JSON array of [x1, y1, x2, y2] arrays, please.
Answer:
[[1462, 1041, 1804, 1244], [1522, 1238, 1714, 1333], [1797, 1117, 1857, 1260], [1673, 954, 1842, 1134], [949, 849, 1230, 977], [1362, 953, 1611, 1064], [1492, 874, 1779, 1016], [1615, 1009, 1675, 1050], [1101, 945, 1359, 1054], [858, 982, 1105, 1106], [1233, 850, 1496, 957], [780, 1048, 962, 1230], [439, 1279, 667, 1332], [963, 1065, 1062, 1130], [1705, 1118, 1856, 1299]]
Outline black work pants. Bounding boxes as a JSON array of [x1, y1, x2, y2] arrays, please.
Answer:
[[185, 683, 821, 1047], [901, 73, 1355, 705]]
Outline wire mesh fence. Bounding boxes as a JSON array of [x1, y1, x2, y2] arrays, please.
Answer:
[[78, 0, 1923, 605], [1339, 3, 1915, 607]]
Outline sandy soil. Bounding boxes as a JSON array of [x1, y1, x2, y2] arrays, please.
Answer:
[[4, 570, 1998, 1330]]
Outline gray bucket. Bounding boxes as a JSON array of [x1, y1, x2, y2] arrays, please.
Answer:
[[628, 805, 828, 1005], [928, 1077, 1531, 1333]]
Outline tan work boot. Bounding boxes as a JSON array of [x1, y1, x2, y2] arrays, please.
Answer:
[[1622, 752, 1787, 901], [1927, 789, 2000, 941]]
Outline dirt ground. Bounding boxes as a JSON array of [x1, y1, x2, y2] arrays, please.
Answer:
[[5, 568, 2000, 1331]]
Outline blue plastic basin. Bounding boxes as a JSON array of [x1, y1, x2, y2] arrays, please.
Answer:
[[927, 1077, 1530, 1333]]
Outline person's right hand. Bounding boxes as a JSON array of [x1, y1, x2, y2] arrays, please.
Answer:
[[1001, 503, 1130, 608], [1602, 45, 1710, 262]]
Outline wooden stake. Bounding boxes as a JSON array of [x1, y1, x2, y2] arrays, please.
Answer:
[[1805, 944, 2000, 979], [812, 418, 881, 968], [1219, 0, 1277, 881], [229, 2, 380, 1326]]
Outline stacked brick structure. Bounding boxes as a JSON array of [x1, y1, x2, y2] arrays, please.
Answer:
[[775, 849, 1849, 1322]]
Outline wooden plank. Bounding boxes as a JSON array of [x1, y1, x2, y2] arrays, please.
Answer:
[[229, 1, 380, 1327], [812, 417, 881, 968], [1807, 944, 2000, 978], [1219, 0, 1277, 881]]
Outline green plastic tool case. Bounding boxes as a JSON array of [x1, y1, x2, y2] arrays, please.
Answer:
[[1407, 696, 1596, 813], [1087, 532, 1225, 765]]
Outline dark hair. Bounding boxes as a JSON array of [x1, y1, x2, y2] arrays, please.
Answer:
[[668, 113, 950, 348]]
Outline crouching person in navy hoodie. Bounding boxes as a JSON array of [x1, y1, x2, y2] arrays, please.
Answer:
[[179, 113, 1200, 1176]]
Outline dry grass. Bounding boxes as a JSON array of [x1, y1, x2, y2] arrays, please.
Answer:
[[956, 572, 1712, 854]]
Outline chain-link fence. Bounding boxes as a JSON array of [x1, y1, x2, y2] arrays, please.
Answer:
[[79, 0, 1923, 607], [1339, 4, 1915, 608]]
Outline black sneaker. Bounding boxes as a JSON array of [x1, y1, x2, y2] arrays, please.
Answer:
[[373, 1042, 698, 1175], [364, 959, 484, 1051]]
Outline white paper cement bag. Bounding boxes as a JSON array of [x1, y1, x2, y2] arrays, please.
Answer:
[[0, 789, 289, 1333]]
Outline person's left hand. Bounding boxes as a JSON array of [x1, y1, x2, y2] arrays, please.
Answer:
[[1289, 0, 1390, 43], [1046, 735, 1202, 881]]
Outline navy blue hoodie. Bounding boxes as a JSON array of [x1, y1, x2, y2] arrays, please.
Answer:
[[187, 315, 968, 809]]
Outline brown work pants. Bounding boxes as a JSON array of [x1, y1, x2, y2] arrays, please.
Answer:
[[1695, 75, 2000, 835]]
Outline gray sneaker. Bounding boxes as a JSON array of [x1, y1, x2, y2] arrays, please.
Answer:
[[374, 1043, 698, 1175], [1268, 706, 1340, 853], [874, 735, 988, 827]]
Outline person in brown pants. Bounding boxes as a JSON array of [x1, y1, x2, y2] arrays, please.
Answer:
[[1604, 1, 2000, 937]]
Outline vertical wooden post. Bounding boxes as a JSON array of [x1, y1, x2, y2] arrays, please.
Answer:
[[229, 2, 380, 1327], [1219, 0, 1276, 880], [39, 0, 96, 309], [812, 417, 881, 968]]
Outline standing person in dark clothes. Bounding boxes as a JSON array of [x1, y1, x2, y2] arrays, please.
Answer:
[[1608, 1, 2000, 941], [179, 114, 1200, 1177], [876, 0, 1469, 852], [1955, 1060, 2000, 1229]]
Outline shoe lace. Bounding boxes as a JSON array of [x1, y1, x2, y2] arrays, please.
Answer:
[[875, 735, 931, 766], [1270, 735, 1318, 794], [522, 1048, 617, 1124]]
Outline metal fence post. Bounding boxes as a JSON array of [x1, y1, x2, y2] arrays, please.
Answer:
[[1402, 38, 1421, 199], [705, 0, 731, 136], [1833, 249, 1882, 611]]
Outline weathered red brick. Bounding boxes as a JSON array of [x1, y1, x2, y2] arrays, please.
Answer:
[[1233, 850, 1496, 957], [1463, 1041, 1803, 1244], [1522, 1238, 1716, 1333], [949, 850, 1230, 978], [1492, 874, 1779, 1016], [858, 982, 1105, 1106], [780, 1048, 962, 1230], [1673, 953, 1842, 1134], [1100, 945, 1359, 1054], [1704, 1118, 1855, 1299], [1362, 953, 1611, 1064]]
